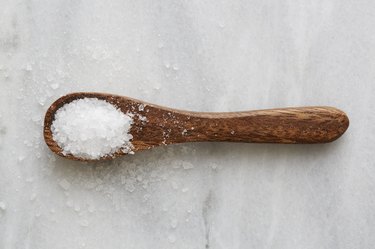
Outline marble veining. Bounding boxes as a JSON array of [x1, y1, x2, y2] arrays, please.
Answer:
[[1, 0, 375, 248]]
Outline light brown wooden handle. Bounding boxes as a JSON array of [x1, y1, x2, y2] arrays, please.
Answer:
[[171, 106, 349, 144]]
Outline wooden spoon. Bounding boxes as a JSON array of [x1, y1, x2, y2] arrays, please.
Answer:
[[44, 92, 349, 161]]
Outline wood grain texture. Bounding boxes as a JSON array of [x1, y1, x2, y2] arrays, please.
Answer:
[[44, 92, 349, 161]]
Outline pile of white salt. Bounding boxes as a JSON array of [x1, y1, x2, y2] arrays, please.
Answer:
[[51, 98, 133, 159]]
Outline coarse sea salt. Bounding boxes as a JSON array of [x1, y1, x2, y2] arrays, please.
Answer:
[[51, 98, 133, 160]]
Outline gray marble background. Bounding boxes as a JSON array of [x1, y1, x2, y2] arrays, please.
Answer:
[[1, 0, 375, 248]]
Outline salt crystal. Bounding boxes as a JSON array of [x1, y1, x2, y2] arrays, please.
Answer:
[[24, 140, 32, 147], [51, 98, 134, 160], [182, 162, 194, 170], [25, 64, 32, 71], [138, 104, 144, 111], [125, 182, 135, 192], [74, 204, 80, 212], [88, 205, 95, 213], [38, 97, 46, 106], [142, 182, 148, 189], [0, 201, 6, 210], [182, 187, 189, 193], [31, 116, 41, 122], [26, 177, 34, 183], [80, 220, 89, 227], [170, 218, 178, 228], [50, 83, 59, 90], [211, 163, 218, 170], [66, 200, 74, 207], [171, 181, 178, 190], [138, 115, 147, 122], [143, 194, 150, 202], [59, 179, 71, 190], [121, 176, 126, 184], [168, 234, 176, 243], [30, 193, 37, 201]]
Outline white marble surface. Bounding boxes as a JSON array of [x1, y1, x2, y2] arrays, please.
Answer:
[[1, 0, 375, 248]]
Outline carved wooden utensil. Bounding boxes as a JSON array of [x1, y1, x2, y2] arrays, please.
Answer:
[[44, 92, 349, 161]]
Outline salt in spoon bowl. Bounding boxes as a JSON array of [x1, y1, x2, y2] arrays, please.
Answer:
[[44, 92, 349, 161]]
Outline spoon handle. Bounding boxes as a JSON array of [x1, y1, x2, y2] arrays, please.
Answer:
[[155, 106, 349, 144]]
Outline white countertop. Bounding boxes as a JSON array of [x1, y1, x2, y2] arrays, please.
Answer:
[[1, 0, 374, 248]]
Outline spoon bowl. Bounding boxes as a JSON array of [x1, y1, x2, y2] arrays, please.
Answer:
[[44, 92, 349, 161]]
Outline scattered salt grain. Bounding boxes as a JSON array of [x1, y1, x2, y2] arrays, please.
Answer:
[[80, 220, 89, 227], [171, 181, 179, 190], [170, 218, 178, 228], [66, 200, 74, 208], [125, 182, 135, 192], [25, 64, 32, 71], [168, 234, 176, 243], [25, 177, 34, 183], [30, 193, 37, 201], [50, 83, 59, 90], [136, 175, 143, 182], [51, 98, 134, 160], [18, 156, 25, 162], [182, 162, 194, 170], [210, 163, 218, 170], [74, 204, 81, 212], [39, 96, 46, 106], [0, 202, 6, 210], [88, 205, 95, 213], [59, 179, 71, 190]]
